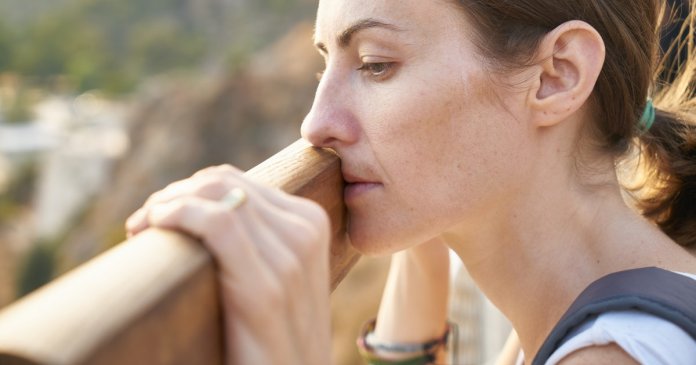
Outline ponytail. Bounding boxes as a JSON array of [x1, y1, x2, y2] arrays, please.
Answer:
[[634, 110, 696, 247], [632, 0, 696, 248]]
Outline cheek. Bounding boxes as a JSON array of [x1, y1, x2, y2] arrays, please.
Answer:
[[348, 58, 531, 253], [367, 69, 490, 192], [353, 85, 526, 252], [347, 84, 472, 252], [365, 82, 465, 167]]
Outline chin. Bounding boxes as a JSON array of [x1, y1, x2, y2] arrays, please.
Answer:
[[348, 238, 393, 257], [346, 220, 412, 257]]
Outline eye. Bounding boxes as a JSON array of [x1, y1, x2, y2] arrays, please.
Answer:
[[357, 62, 395, 80]]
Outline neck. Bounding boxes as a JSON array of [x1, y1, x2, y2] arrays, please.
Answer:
[[443, 154, 683, 360]]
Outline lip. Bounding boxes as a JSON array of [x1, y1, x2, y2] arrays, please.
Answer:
[[344, 182, 381, 202], [342, 171, 367, 184], [342, 170, 382, 202]]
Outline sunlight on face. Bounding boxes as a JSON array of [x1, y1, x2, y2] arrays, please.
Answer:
[[303, 0, 531, 255]]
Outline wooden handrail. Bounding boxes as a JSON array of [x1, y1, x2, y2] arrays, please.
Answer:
[[0, 139, 360, 365]]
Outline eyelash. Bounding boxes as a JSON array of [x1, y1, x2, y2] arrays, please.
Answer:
[[357, 62, 395, 80], [315, 62, 396, 82]]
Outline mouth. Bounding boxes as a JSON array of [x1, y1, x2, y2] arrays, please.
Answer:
[[342, 170, 382, 202]]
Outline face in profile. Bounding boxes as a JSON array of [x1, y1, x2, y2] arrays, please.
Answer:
[[302, 0, 534, 255]]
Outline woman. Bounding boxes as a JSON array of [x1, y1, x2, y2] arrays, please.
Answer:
[[126, 0, 696, 364]]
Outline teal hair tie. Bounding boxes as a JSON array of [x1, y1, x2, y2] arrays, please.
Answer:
[[639, 99, 656, 131]]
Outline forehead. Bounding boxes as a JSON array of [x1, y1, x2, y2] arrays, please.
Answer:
[[315, 0, 466, 44]]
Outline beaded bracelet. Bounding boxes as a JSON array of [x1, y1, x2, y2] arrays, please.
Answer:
[[356, 319, 451, 365]]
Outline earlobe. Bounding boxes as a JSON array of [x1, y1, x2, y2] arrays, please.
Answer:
[[528, 20, 606, 127]]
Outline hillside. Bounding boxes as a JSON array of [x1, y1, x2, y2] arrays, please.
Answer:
[[0, 0, 317, 93]]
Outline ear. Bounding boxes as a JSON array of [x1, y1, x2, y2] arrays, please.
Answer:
[[527, 20, 605, 127]]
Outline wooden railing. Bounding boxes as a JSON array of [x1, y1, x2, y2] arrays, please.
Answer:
[[0, 139, 360, 365]]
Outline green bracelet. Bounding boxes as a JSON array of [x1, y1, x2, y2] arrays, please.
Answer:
[[356, 319, 449, 365], [362, 353, 434, 365]]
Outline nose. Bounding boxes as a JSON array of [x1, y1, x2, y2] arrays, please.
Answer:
[[300, 71, 358, 148]]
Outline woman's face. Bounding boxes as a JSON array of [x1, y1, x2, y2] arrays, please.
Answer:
[[302, 0, 533, 255]]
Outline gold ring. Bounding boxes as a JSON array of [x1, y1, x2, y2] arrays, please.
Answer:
[[220, 187, 247, 211]]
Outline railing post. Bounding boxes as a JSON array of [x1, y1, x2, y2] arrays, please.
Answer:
[[0, 139, 360, 365]]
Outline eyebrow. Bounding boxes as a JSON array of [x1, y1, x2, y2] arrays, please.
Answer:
[[315, 18, 403, 53]]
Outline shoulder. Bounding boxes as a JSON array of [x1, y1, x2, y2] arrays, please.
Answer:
[[544, 270, 696, 365], [556, 343, 637, 365], [548, 310, 696, 365]]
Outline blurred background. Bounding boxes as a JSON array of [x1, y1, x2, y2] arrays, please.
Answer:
[[0, 1, 402, 364], [0, 0, 318, 303]]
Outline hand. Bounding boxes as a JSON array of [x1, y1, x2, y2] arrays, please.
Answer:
[[125, 165, 332, 365]]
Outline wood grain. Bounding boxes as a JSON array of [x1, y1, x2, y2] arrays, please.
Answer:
[[0, 139, 360, 365]]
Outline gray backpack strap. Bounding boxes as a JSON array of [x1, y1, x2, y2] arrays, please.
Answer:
[[532, 267, 696, 365]]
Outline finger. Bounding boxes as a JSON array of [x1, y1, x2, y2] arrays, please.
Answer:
[[191, 164, 244, 179], [127, 177, 229, 237], [236, 202, 292, 262], [186, 164, 329, 229], [144, 182, 332, 353], [147, 196, 234, 244], [129, 173, 243, 238], [219, 172, 331, 237], [231, 179, 330, 265], [199, 177, 330, 323], [240, 191, 331, 323], [236, 204, 329, 350], [254, 209, 331, 359], [226, 179, 332, 327], [125, 208, 149, 237], [145, 194, 297, 329], [138, 168, 330, 276], [187, 166, 292, 209], [144, 175, 231, 208], [145, 193, 296, 277], [145, 196, 268, 275]]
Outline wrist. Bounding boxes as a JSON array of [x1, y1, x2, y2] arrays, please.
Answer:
[[375, 239, 450, 343], [357, 319, 454, 365]]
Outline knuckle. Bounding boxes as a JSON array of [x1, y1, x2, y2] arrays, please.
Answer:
[[285, 196, 329, 225], [240, 178, 274, 196], [303, 199, 328, 221], [259, 279, 285, 309], [148, 201, 183, 225], [301, 201, 331, 240], [167, 199, 189, 217], [192, 175, 229, 197], [200, 207, 233, 238], [144, 180, 185, 205], [276, 255, 303, 283], [312, 203, 331, 231], [291, 221, 326, 262], [162, 179, 186, 194]]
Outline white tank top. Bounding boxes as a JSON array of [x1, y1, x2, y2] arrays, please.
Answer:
[[518, 272, 696, 365]]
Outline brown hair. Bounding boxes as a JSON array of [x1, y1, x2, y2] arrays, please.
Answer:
[[452, 0, 696, 247]]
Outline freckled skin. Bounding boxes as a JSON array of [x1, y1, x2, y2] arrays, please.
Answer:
[[302, 0, 536, 255]]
